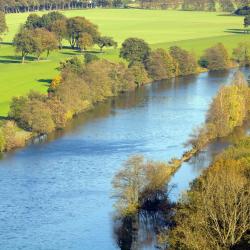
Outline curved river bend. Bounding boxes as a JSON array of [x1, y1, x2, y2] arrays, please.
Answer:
[[0, 69, 249, 250]]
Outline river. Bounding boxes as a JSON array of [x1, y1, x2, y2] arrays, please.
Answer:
[[0, 69, 249, 250]]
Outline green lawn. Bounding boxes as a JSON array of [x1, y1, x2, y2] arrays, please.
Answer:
[[0, 9, 249, 116]]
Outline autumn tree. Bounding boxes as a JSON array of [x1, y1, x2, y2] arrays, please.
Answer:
[[166, 141, 250, 250], [201, 43, 230, 71], [120, 38, 151, 65], [169, 46, 198, 76], [0, 128, 5, 152], [128, 62, 150, 86], [20, 97, 55, 134], [97, 36, 117, 52], [146, 48, 177, 80], [50, 19, 67, 49], [232, 42, 250, 66], [66, 16, 99, 49], [78, 32, 94, 52], [112, 155, 176, 216], [32, 28, 58, 60]]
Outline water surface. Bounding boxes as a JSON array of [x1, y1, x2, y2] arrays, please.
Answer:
[[0, 69, 249, 250]]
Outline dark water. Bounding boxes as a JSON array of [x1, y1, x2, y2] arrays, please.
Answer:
[[0, 69, 249, 250]]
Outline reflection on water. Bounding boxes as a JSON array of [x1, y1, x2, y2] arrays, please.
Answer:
[[113, 191, 173, 250], [0, 69, 249, 250]]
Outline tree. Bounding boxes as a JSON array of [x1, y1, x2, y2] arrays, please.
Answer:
[[232, 42, 250, 66], [78, 32, 94, 52], [201, 43, 230, 71], [46, 97, 68, 129], [13, 28, 35, 63], [166, 151, 250, 250], [112, 155, 175, 216], [169, 46, 198, 76], [0, 11, 7, 41], [146, 48, 177, 80], [20, 98, 55, 134], [120, 38, 151, 65], [128, 62, 150, 86], [32, 28, 58, 60], [97, 36, 117, 52], [66, 16, 99, 49], [50, 19, 67, 49], [244, 14, 250, 30], [24, 14, 42, 29]]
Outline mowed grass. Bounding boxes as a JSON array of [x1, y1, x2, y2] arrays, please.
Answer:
[[0, 9, 249, 116]]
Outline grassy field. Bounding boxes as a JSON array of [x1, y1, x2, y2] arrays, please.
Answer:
[[0, 9, 249, 116]]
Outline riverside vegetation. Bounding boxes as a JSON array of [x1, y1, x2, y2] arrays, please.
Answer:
[[112, 71, 250, 249], [1, 10, 250, 152]]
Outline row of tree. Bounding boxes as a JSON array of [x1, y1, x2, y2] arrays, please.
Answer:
[[1, 0, 250, 13], [139, 0, 250, 11], [0, 0, 131, 13], [12, 12, 117, 62], [5, 38, 245, 137]]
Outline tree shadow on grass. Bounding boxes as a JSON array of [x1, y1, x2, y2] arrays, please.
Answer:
[[37, 79, 52, 87], [225, 28, 250, 34], [0, 55, 37, 64]]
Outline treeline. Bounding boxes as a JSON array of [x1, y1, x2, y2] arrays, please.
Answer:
[[139, 0, 250, 11], [160, 137, 250, 249], [0, 0, 131, 13]]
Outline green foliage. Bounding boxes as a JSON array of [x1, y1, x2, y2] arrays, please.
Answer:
[[146, 48, 177, 80], [201, 43, 230, 71], [66, 16, 100, 49], [84, 53, 99, 64], [169, 46, 198, 76], [244, 15, 250, 28], [97, 36, 117, 51], [120, 37, 151, 65], [13, 27, 35, 63], [59, 56, 84, 74]]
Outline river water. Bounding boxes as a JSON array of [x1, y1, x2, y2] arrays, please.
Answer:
[[0, 69, 249, 250]]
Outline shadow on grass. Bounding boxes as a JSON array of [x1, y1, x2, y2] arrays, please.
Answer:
[[37, 79, 52, 87], [0, 42, 13, 46], [0, 55, 37, 64], [225, 28, 250, 34]]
